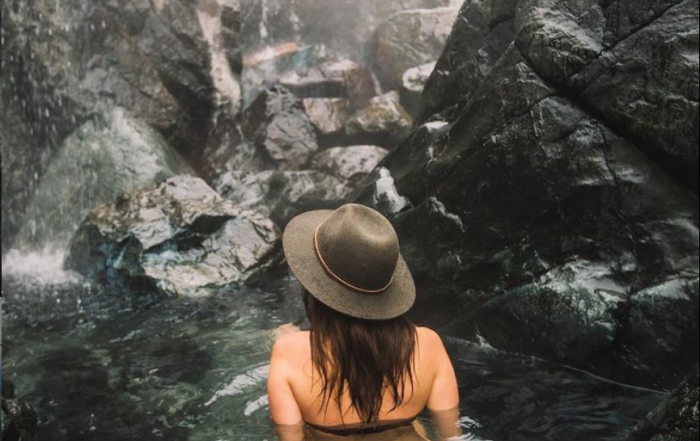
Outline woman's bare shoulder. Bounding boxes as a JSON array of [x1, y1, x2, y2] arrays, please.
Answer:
[[273, 330, 311, 359]]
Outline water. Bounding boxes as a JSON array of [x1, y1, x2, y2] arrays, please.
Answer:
[[2, 255, 666, 441]]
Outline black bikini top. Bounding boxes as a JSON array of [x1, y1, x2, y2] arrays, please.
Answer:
[[306, 416, 418, 437]]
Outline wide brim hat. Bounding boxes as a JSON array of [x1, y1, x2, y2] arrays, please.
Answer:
[[283, 204, 416, 320]]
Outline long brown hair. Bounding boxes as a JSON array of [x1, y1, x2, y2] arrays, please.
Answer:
[[303, 289, 418, 423]]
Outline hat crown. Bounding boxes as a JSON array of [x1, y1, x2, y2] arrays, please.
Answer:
[[316, 204, 400, 292]]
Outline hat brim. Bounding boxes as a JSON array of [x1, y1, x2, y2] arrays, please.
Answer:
[[283, 210, 416, 320]]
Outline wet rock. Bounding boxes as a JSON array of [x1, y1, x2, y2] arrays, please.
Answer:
[[65, 176, 281, 298], [200, 112, 265, 182], [14, 108, 194, 251], [346, 92, 413, 148], [221, 0, 243, 74], [215, 171, 349, 227], [356, 40, 700, 388], [303, 98, 350, 140], [626, 365, 699, 441], [368, 7, 460, 91], [401, 63, 437, 118], [279, 60, 377, 110], [242, 87, 319, 170], [311, 146, 389, 184], [2, 381, 38, 441], [516, 0, 699, 192]]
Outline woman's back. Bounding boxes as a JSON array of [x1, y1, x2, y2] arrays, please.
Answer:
[[269, 326, 458, 428]]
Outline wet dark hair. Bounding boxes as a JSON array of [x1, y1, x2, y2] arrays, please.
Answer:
[[302, 289, 418, 424]]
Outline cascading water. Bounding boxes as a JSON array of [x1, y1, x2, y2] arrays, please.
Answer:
[[2, 0, 685, 440]]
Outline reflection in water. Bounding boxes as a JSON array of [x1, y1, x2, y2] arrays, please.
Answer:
[[1, 263, 664, 441]]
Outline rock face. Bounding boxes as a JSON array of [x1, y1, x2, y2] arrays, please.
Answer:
[[346, 92, 414, 148], [215, 171, 350, 227], [368, 7, 460, 91], [242, 87, 319, 170], [65, 176, 281, 298], [356, 0, 700, 389], [626, 365, 699, 441], [312, 146, 389, 184], [15, 109, 194, 251], [2, 381, 38, 441]]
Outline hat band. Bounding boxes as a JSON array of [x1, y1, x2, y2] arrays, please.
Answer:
[[314, 224, 394, 295]]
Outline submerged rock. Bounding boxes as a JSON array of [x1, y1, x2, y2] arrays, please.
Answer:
[[15, 108, 194, 251], [1, 381, 38, 441], [346, 92, 413, 148], [311, 146, 389, 184], [368, 7, 460, 91], [215, 171, 350, 227], [242, 87, 319, 170], [357, 28, 700, 388], [626, 365, 699, 441], [65, 176, 281, 298]]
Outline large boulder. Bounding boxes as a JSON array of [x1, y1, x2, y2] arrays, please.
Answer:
[[303, 98, 351, 141], [368, 7, 460, 91], [355, 0, 700, 388], [65, 176, 281, 298], [242, 87, 319, 170], [14, 108, 194, 251], [311, 146, 390, 185], [215, 171, 350, 227], [626, 365, 699, 441], [346, 92, 414, 149]]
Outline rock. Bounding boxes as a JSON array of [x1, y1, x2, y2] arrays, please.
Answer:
[[418, 0, 520, 123], [303, 98, 350, 139], [626, 365, 699, 441], [215, 171, 350, 227], [221, 0, 243, 74], [65, 176, 281, 298], [240, 0, 456, 61], [346, 92, 413, 148], [279, 60, 377, 110], [242, 87, 319, 170], [401, 63, 437, 117], [2, 381, 39, 441], [368, 7, 460, 91], [200, 112, 265, 182], [14, 108, 194, 251], [311, 146, 389, 184], [356, 38, 700, 389]]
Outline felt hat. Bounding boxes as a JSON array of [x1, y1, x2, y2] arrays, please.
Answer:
[[283, 204, 416, 320]]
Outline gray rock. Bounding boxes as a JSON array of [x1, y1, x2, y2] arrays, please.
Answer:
[[221, 0, 243, 74], [65, 176, 281, 298], [303, 98, 350, 138], [215, 170, 350, 227], [368, 7, 460, 91], [311, 146, 389, 184], [279, 60, 377, 110], [15, 108, 194, 251], [356, 39, 700, 388], [242, 87, 319, 170], [626, 365, 699, 441], [346, 92, 414, 148], [401, 62, 437, 117]]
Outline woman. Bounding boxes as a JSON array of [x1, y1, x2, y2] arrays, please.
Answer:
[[268, 204, 461, 440]]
